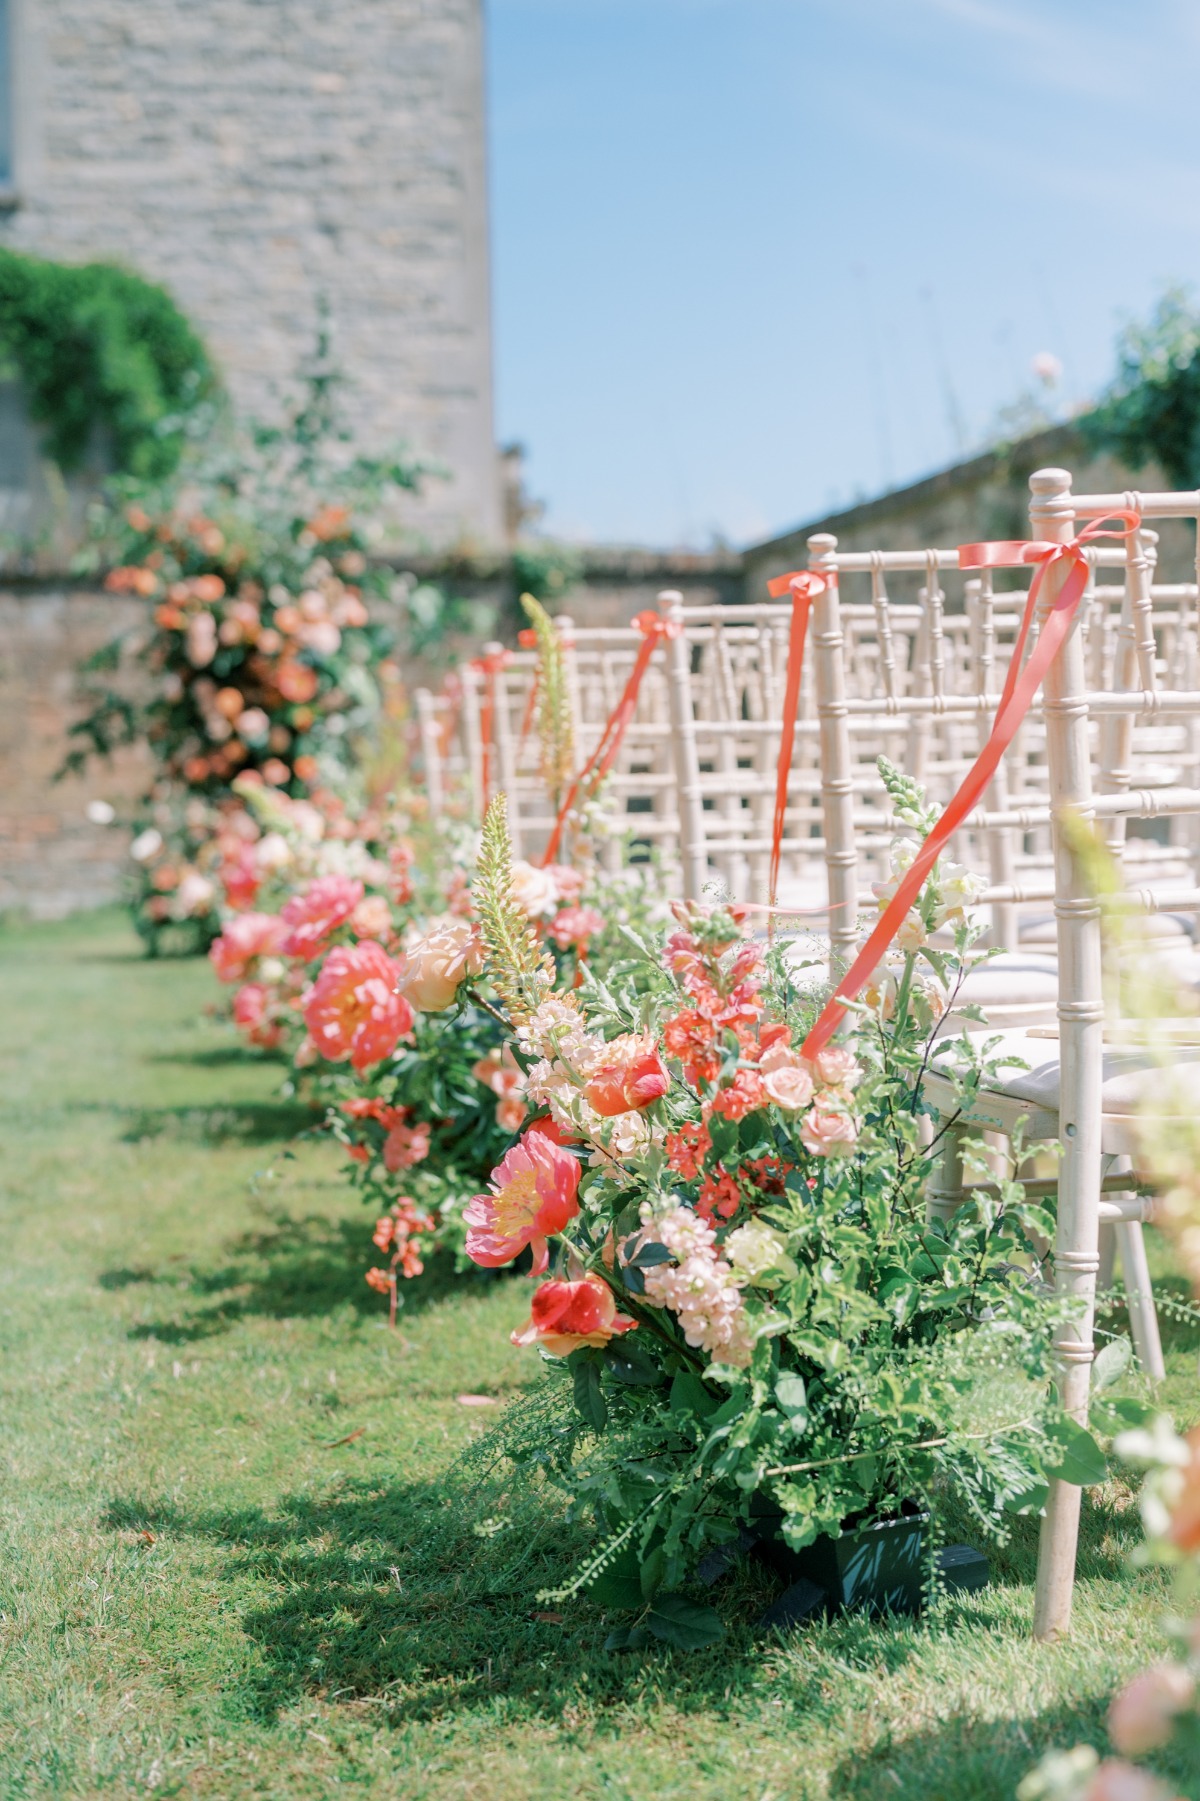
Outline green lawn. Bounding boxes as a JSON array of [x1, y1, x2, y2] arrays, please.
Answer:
[[1, 909, 1197, 1800]]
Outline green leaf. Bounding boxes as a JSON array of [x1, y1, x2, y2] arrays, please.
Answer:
[[572, 1358, 607, 1432], [627, 1240, 673, 1270], [1091, 1394, 1152, 1436], [604, 1625, 649, 1651], [1045, 1416, 1108, 1487], [669, 1370, 721, 1421], [643, 1593, 724, 1650], [1091, 1336, 1132, 1393], [774, 1373, 809, 1434], [603, 1339, 663, 1387]]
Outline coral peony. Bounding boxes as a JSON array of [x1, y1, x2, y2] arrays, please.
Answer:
[[232, 982, 282, 1049], [209, 912, 287, 983], [583, 1033, 670, 1116], [302, 941, 413, 1072], [510, 1274, 635, 1356], [464, 1131, 581, 1274], [397, 918, 484, 1012], [280, 874, 364, 960]]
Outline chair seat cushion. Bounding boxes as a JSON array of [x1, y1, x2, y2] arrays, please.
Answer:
[[955, 1025, 1200, 1117]]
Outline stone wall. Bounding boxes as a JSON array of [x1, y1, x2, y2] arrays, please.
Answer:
[[0, 584, 151, 917], [4, 0, 501, 546]]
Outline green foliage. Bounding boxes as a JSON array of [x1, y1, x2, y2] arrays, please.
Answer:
[[0, 247, 214, 478], [511, 541, 582, 608], [1084, 287, 1200, 487]]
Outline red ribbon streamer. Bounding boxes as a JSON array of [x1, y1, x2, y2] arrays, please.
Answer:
[[766, 570, 829, 920], [540, 610, 676, 867], [797, 511, 1140, 1062], [517, 630, 541, 753], [470, 649, 511, 803]]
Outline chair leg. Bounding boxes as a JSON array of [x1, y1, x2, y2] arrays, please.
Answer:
[[1114, 1220, 1166, 1384], [1097, 1221, 1116, 1292], [927, 1124, 968, 1227]]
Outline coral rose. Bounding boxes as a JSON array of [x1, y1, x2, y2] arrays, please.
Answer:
[[302, 941, 413, 1072], [511, 1274, 635, 1356], [280, 874, 364, 960], [583, 1032, 670, 1116], [396, 918, 484, 1012], [209, 911, 287, 983], [464, 1131, 581, 1274]]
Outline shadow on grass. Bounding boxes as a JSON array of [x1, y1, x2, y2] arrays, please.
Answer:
[[116, 1100, 316, 1146], [145, 1043, 282, 1070], [97, 1465, 1160, 1768], [112, 1214, 502, 1343]]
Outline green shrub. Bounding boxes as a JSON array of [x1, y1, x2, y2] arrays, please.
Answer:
[[0, 246, 214, 477], [1084, 287, 1200, 488]]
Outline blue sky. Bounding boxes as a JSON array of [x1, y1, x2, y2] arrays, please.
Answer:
[[487, 0, 1200, 547]]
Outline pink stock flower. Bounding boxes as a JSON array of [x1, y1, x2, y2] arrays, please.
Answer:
[[1108, 1662, 1195, 1755], [209, 912, 287, 983], [302, 941, 413, 1071], [800, 1107, 859, 1157], [464, 1131, 581, 1274], [510, 1274, 635, 1356], [280, 875, 364, 961], [582, 1032, 670, 1117], [350, 894, 394, 941]]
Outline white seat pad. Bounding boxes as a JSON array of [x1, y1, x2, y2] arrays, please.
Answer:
[[949, 1025, 1200, 1117]]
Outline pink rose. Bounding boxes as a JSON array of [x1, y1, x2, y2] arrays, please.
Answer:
[[800, 1106, 859, 1157], [811, 1047, 862, 1091], [763, 1063, 815, 1112]]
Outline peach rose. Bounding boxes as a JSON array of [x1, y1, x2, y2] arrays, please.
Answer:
[[800, 1106, 859, 1157], [396, 919, 484, 1012], [763, 1063, 815, 1112], [811, 1046, 862, 1092], [350, 894, 393, 941], [1108, 1662, 1195, 1755]]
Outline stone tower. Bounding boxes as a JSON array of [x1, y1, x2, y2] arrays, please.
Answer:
[[1, 0, 502, 546]]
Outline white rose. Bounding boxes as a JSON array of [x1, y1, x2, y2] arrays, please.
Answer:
[[726, 1220, 796, 1285], [86, 800, 115, 825], [255, 832, 293, 872]]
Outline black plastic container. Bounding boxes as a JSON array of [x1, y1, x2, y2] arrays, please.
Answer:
[[752, 1498, 929, 1618]]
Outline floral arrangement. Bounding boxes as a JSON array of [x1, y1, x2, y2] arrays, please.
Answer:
[[459, 775, 1115, 1647]]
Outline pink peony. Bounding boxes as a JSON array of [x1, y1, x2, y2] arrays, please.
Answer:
[[583, 1032, 671, 1117], [800, 1106, 859, 1157], [302, 941, 413, 1072], [1108, 1663, 1195, 1756], [464, 1131, 582, 1274], [280, 875, 364, 961], [511, 1274, 635, 1356], [209, 912, 287, 983], [397, 918, 484, 1012]]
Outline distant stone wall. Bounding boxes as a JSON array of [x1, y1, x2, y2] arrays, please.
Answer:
[[4, 0, 500, 546], [743, 425, 1193, 598], [0, 584, 150, 917]]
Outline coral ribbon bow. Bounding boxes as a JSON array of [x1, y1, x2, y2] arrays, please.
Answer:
[[766, 570, 829, 918], [541, 609, 677, 866], [798, 511, 1141, 1061]]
